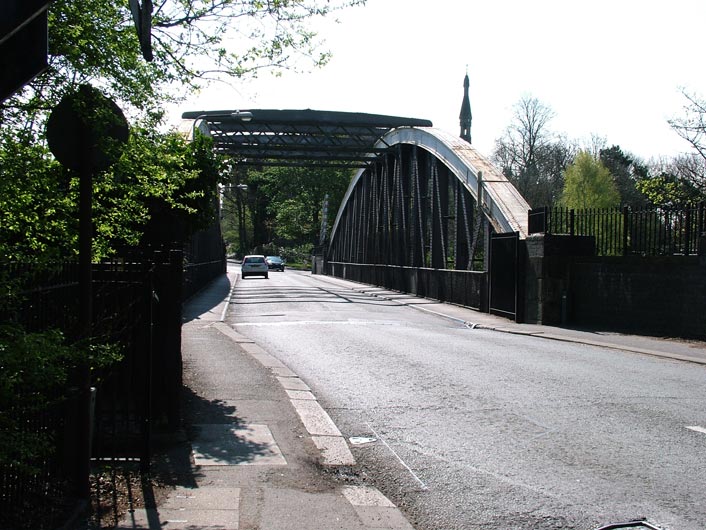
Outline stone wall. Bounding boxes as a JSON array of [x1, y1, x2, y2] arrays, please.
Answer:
[[523, 233, 706, 339], [570, 256, 706, 338]]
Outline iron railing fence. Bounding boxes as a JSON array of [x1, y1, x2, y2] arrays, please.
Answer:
[[0, 250, 184, 529], [528, 203, 706, 257], [0, 257, 156, 530]]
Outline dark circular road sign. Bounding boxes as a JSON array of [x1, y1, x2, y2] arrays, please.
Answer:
[[47, 84, 129, 172]]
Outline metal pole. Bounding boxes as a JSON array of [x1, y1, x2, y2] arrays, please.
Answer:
[[76, 161, 93, 500]]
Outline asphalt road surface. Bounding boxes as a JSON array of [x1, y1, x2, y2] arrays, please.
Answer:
[[227, 267, 706, 530]]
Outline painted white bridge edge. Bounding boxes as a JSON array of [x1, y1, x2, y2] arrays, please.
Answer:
[[329, 127, 530, 249]]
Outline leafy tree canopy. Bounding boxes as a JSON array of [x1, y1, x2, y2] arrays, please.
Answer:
[[3, 0, 365, 129], [599, 145, 648, 207], [561, 151, 620, 209], [0, 0, 362, 261], [636, 165, 704, 207], [221, 164, 352, 253]]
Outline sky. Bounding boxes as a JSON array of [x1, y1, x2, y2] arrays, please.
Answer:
[[167, 0, 706, 161]]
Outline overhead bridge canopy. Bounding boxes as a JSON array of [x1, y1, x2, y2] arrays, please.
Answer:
[[181, 109, 433, 168]]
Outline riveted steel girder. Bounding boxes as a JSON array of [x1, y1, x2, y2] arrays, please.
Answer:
[[328, 127, 531, 271], [181, 109, 433, 169]]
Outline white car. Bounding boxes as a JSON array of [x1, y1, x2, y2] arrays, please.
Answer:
[[241, 255, 269, 279]]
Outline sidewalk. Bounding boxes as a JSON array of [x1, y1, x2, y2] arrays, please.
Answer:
[[116, 271, 415, 530], [117, 270, 706, 530]]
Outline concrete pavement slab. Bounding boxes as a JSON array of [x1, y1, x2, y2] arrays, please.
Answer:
[[191, 423, 287, 466], [260, 488, 366, 530]]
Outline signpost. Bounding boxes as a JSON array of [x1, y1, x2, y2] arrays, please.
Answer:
[[47, 84, 129, 499]]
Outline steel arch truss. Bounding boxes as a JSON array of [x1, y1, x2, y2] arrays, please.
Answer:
[[328, 127, 530, 270]]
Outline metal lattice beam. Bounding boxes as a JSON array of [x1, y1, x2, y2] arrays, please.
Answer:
[[181, 109, 433, 169]]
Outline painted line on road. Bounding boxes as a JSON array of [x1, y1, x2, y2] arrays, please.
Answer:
[[219, 274, 238, 322], [686, 425, 706, 435], [367, 422, 428, 491]]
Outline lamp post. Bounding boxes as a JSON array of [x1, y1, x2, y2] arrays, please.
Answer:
[[220, 183, 249, 257]]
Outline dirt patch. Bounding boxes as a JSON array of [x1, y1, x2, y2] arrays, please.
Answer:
[[87, 464, 173, 529]]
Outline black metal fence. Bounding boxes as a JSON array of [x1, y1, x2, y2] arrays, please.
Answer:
[[528, 203, 706, 256], [0, 250, 190, 529]]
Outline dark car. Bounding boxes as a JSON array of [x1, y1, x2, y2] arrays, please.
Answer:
[[265, 256, 285, 271]]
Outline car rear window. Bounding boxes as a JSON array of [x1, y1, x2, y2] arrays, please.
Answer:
[[245, 256, 265, 263]]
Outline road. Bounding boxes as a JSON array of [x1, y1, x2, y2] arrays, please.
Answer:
[[226, 266, 706, 530]]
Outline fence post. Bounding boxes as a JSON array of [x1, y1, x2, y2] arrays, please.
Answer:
[[168, 250, 183, 430], [685, 206, 692, 255], [569, 209, 575, 236], [622, 206, 630, 256], [697, 202, 705, 255]]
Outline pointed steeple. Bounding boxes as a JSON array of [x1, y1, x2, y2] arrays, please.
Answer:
[[459, 70, 472, 143]]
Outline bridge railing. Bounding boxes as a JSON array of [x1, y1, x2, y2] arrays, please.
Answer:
[[326, 262, 487, 311], [528, 203, 706, 257]]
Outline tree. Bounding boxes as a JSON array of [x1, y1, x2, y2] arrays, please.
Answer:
[[599, 145, 648, 206], [221, 165, 352, 253], [561, 151, 620, 209], [492, 96, 569, 207], [0, 0, 362, 260], [669, 89, 706, 162], [3, 0, 365, 128], [638, 158, 704, 206], [665, 90, 706, 199]]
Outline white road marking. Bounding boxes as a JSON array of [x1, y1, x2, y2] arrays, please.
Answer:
[[235, 320, 402, 327], [686, 425, 706, 435], [219, 281, 237, 321], [367, 422, 428, 491]]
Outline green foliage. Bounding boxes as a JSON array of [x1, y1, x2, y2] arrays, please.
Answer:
[[105, 128, 221, 252], [561, 151, 621, 209], [599, 145, 648, 207], [636, 172, 702, 207], [0, 130, 76, 263], [222, 165, 351, 252], [0, 126, 220, 261], [0, 324, 122, 471]]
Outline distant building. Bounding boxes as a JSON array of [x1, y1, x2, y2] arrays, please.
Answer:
[[459, 72, 472, 143]]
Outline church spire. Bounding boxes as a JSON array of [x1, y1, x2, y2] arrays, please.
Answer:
[[459, 70, 472, 143]]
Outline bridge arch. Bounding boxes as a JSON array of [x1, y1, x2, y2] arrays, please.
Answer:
[[328, 127, 530, 269]]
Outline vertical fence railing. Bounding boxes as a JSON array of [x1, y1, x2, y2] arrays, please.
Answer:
[[0, 248, 188, 529], [528, 203, 705, 257]]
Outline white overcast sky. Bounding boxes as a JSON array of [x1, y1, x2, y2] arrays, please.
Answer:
[[168, 0, 706, 161]]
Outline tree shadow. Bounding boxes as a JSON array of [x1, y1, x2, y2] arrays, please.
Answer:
[[182, 273, 233, 323], [89, 382, 275, 528]]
